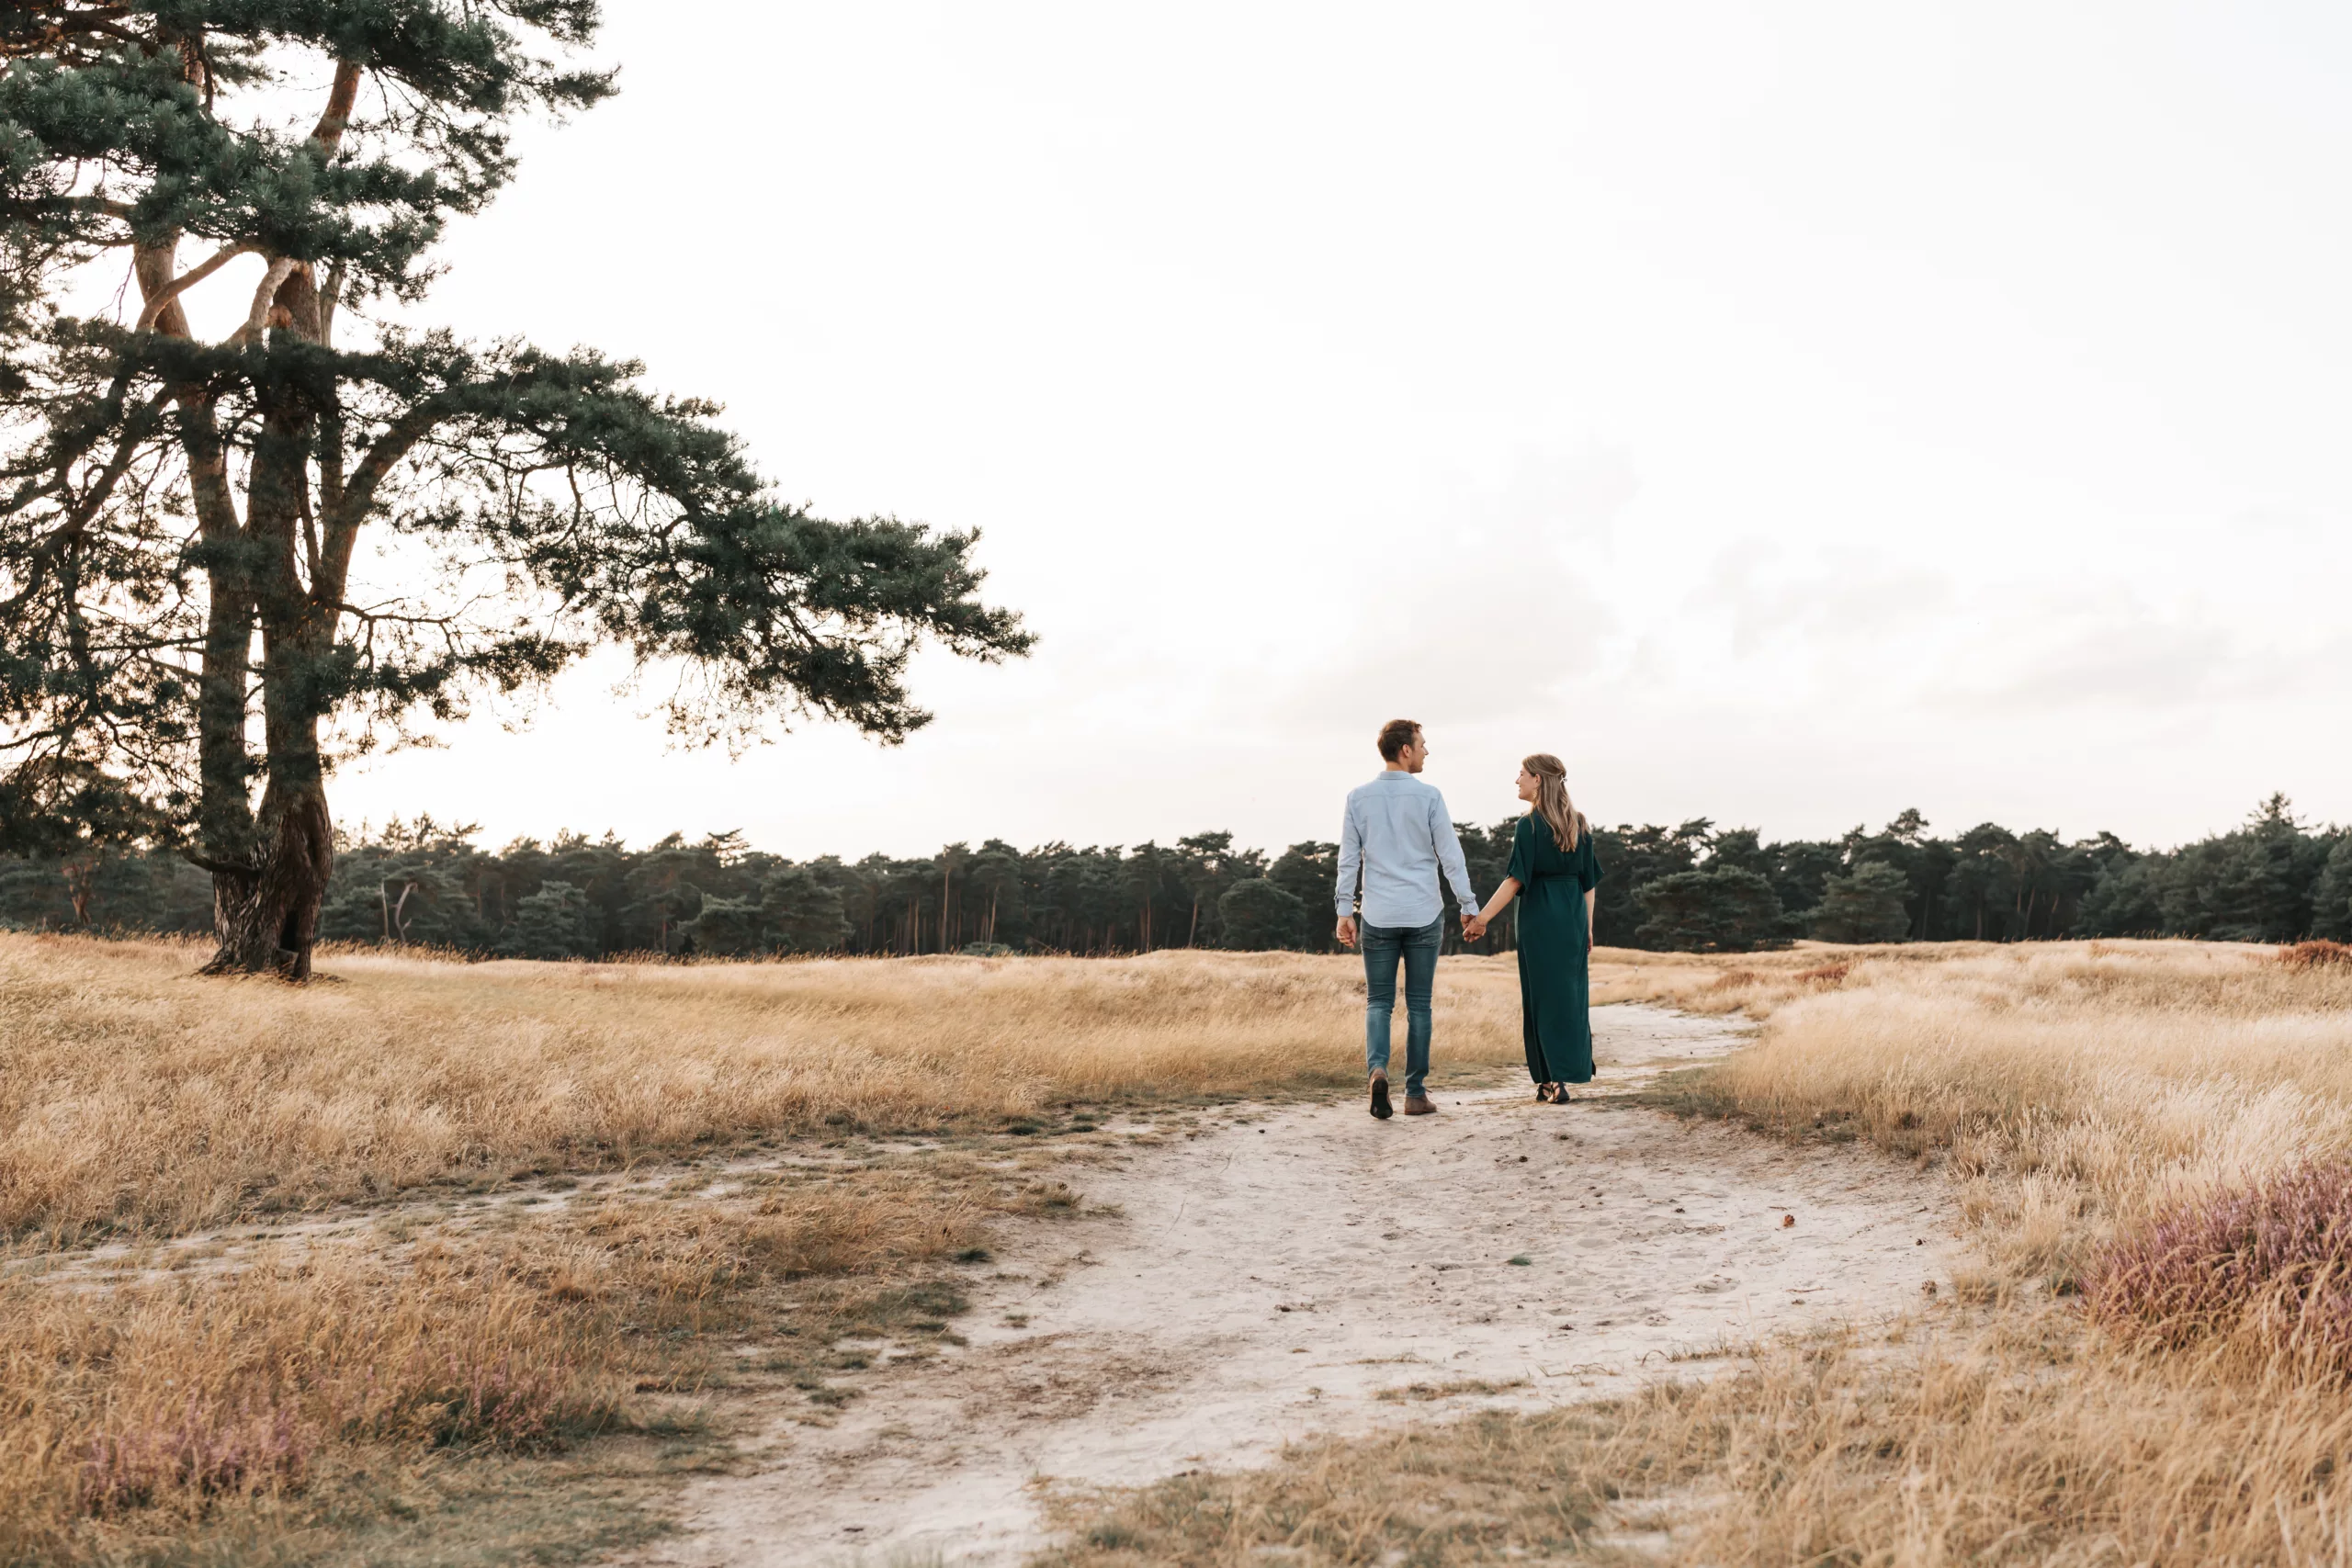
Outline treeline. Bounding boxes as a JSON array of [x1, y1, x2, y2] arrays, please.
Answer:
[[4, 795, 2346, 958]]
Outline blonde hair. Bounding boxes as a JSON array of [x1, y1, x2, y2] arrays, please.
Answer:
[[1523, 753, 1586, 851]]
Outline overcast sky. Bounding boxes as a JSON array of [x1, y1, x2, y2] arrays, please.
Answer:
[[311, 2, 2352, 856]]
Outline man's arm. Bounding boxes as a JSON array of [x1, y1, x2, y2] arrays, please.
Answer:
[[1430, 794, 1479, 918], [1334, 792, 1363, 946]]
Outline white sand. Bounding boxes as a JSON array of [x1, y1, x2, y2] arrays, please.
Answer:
[[628, 1005, 1963, 1567]]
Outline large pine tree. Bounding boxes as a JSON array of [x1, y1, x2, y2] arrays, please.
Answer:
[[0, 2, 1030, 976]]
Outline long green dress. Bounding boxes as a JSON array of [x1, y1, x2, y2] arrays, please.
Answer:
[[1508, 813, 1605, 1086]]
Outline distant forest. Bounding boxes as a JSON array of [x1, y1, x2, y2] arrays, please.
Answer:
[[3, 795, 2346, 959]]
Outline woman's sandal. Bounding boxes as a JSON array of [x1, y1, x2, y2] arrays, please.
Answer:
[[1537, 1081, 1564, 1103]]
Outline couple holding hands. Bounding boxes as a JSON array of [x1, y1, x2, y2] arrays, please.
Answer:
[[1333, 718, 1603, 1119]]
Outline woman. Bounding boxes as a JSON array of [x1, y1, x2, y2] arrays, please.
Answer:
[[1466, 754, 1604, 1103]]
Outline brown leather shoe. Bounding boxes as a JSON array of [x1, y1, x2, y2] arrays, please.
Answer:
[[1369, 1076, 1393, 1120], [1403, 1093, 1437, 1116]]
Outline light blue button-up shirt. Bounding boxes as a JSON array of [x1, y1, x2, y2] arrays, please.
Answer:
[[1335, 771, 1480, 929]]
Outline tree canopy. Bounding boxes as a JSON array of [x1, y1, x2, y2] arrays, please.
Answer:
[[0, 1, 1029, 975], [1634, 865, 1788, 952], [7, 795, 2341, 959]]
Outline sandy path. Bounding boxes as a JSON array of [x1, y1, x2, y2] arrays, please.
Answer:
[[628, 1005, 1963, 1567]]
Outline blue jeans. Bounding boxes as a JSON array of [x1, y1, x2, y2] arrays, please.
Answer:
[[1362, 916, 1441, 1097]]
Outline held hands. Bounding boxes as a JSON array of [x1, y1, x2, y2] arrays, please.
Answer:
[[1340, 913, 1489, 944]]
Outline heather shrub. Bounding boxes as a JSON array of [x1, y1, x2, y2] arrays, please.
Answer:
[[77, 1396, 313, 1514], [2278, 941, 2352, 971], [2087, 1161, 2352, 1371]]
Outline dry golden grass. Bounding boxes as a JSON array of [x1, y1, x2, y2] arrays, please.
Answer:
[[0, 933, 1524, 1241], [1688, 940, 2352, 1284], [1053, 939, 2352, 1566], [0, 1171, 1002, 1565], [1589, 938, 1936, 1018], [5, 1232, 624, 1562], [1047, 1306, 2352, 1568]]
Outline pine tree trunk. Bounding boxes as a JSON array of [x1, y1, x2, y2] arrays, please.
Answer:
[[202, 269, 347, 978], [202, 442, 337, 979], [203, 608, 335, 976], [203, 773, 333, 977]]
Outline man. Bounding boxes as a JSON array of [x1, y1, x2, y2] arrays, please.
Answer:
[[1335, 718, 1482, 1120]]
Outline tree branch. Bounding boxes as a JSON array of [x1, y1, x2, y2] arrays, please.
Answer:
[[224, 256, 298, 346], [179, 847, 259, 876], [131, 237, 192, 341], [310, 62, 364, 155], [0, 386, 172, 621], [299, 479, 322, 592], [318, 395, 462, 604], [317, 260, 345, 352], [133, 241, 254, 331]]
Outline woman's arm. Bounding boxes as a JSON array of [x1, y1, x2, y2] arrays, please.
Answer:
[[1585, 886, 1597, 952], [1476, 877, 1522, 925]]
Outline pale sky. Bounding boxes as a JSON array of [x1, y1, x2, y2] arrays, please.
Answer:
[[298, 3, 2352, 855]]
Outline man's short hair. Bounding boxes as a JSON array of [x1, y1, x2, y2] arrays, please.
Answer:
[[1376, 718, 1422, 762]]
